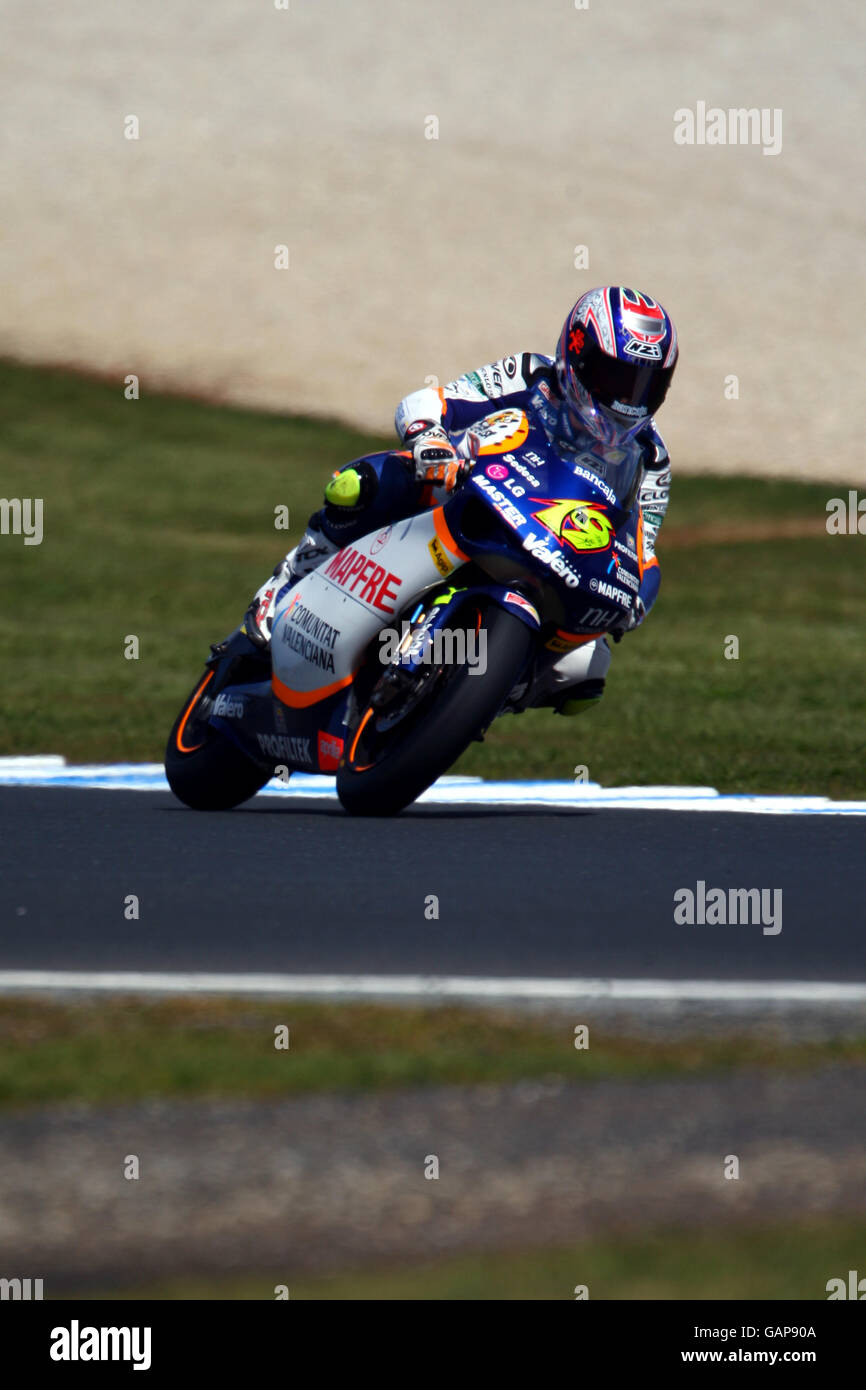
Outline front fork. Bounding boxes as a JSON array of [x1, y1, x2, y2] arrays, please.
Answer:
[[371, 578, 539, 713], [202, 625, 270, 707]]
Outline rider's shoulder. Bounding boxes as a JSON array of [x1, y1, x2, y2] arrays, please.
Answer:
[[519, 353, 555, 391], [447, 352, 554, 401], [637, 420, 671, 472]]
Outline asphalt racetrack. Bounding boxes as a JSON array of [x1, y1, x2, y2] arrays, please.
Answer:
[[1, 788, 861, 982]]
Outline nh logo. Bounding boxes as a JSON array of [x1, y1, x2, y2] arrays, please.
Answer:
[[0, 1277, 44, 1300]]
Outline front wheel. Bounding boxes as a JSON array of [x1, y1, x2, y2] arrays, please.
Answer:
[[337, 603, 533, 816], [165, 671, 272, 811]]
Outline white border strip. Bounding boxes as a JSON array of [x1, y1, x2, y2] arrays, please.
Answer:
[[0, 971, 864, 1005], [2, 759, 865, 814]]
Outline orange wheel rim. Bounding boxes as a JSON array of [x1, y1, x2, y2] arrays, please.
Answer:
[[175, 670, 214, 753], [348, 705, 375, 768]]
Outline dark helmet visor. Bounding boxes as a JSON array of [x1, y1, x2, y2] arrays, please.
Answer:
[[575, 342, 675, 419]]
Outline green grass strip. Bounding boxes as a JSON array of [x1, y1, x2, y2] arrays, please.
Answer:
[[1, 997, 863, 1108]]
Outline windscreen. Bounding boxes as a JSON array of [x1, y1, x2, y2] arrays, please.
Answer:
[[572, 444, 644, 512]]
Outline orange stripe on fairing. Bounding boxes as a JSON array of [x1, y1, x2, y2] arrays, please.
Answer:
[[437, 386, 447, 418], [432, 506, 470, 562], [175, 670, 214, 753], [272, 670, 355, 709]]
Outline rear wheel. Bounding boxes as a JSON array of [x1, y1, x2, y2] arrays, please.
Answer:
[[337, 603, 532, 816], [165, 671, 272, 811]]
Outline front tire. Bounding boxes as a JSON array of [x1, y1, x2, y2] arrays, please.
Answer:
[[337, 603, 532, 816], [165, 671, 272, 811]]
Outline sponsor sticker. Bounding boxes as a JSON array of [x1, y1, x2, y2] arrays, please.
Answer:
[[427, 536, 453, 576], [212, 692, 245, 718], [576, 606, 611, 630], [502, 453, 541, 488], [570, 462, 618, 506], [504, 591, 540, 625], [279, 599, 341, 672], [478, 364, 505, 396], [521, 531, 581, 588], [256, 732, 314, 766], [589, 576, 631, 607], [472, 474, 525, 529], [530, 498, 614, 553], [617, 568, 640, 593], [469, 408, 530, 456], [317, 730, 344, 772], [370, 525, 392, 554], [322, 547, 403, 613], [485, 463, 509, 481]]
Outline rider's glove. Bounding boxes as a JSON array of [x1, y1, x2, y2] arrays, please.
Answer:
[[404, 421, 467, 493]]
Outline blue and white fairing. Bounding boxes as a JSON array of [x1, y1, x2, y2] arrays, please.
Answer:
[[443, 407, 644, 636]]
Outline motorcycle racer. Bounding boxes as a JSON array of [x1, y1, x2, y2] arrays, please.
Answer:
[[244, 286, 677, 715]]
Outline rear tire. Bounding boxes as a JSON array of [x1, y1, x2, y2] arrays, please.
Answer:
[[337, 604, 532, 816], [165, 672, 272, 811]]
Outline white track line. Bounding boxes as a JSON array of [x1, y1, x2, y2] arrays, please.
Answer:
[[2, 757, 865, 813], [0, 971, 864, 1004]]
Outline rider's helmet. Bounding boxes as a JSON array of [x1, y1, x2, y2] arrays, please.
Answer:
[[554, 287, 678, 446]]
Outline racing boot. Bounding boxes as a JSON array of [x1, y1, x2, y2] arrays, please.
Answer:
[[514, 636, 611, 715], [242, 519, 338, 648], [553, 678, 606, 716]]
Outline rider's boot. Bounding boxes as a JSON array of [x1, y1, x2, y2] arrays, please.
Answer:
[[242, 518, 339, 648], [541, 636, 611, 714], [506, 636, 611, 715], [552, 678, 606, 716]]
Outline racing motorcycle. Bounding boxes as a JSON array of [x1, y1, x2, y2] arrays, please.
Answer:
[[165, 407, 645, 815]]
